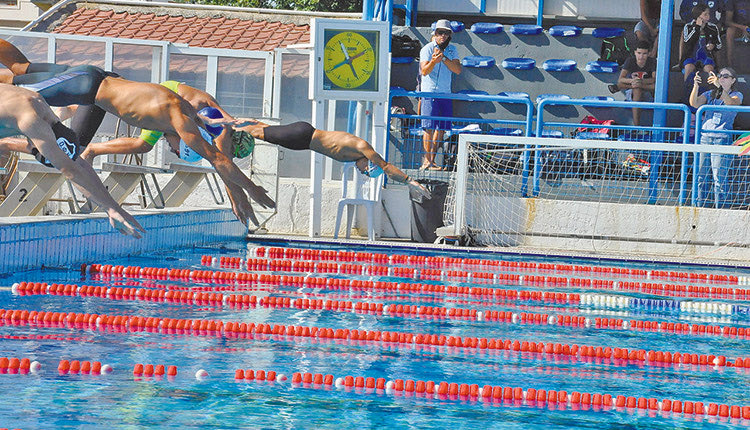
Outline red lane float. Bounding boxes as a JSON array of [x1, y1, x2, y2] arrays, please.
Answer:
[[284, 370, 749, 421], [1, 307, 745, 376], [57, 360, 105, 375]]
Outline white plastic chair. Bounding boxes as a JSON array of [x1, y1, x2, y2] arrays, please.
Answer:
[[333, 162, 381, 241]]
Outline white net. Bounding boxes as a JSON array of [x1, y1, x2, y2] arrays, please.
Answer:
[[444, 134, 750, 255]]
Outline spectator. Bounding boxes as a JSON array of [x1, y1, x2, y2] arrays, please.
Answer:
[[679, 0, 725, 26], [419, 19, 461, 170], [724, 0, 750, 68], [680, 4, 722, 82], [608, 40, 657, 126], [689, 67, 742, 208], [636, 0, 662, 57]]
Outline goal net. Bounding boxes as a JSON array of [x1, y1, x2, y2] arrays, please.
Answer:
[[442, 134, 750, 253]]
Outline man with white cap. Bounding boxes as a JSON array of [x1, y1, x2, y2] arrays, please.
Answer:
[[419, 19, 462, 170]]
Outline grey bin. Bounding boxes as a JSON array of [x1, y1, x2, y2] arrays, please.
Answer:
[[409, 180, 449, 243]]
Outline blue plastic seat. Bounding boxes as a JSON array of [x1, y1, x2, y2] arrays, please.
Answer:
[[461, 56, 495, 68], [489, 127, 523, 136], [548, 25, 581, 37], [498, 91, 530, 99], [585, 61, 619, 73], [582, 96, 615, 102], [510, 24, 543, 35], [543, 59, 577, 72], [592, 27, 625, 38], [392, 57, 414, 64], [470, 23, 503, 34], [534, 130, 564, 138], [432, 20, 465, 33], [457, 89, 489, 96], [390, 86, 405, 92], [535, 94, 571, 104], [501, 57, 536, 70], [576, 131, 610, 140]]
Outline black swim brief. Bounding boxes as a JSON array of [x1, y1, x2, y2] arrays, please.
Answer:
[[262, 121, 315, 150], [13, 65, 119, 107]]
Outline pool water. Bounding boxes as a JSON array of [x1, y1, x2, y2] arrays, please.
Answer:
[[1, 240, 749, 429]]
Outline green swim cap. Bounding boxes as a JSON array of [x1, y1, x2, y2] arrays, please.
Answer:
[[232, 131, 255, 159]]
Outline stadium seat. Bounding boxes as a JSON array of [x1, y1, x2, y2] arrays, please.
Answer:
[[451, 124, 482, 134], [535, 94, 571, 104], [390, 86, 405, 93], [548, 25, 582, 37], [585, 61, 619, 73], [582, 96, 615, 102], [576, 131, 610, 140], [392, 57, 414, 64], [489, 127, 523, 136], [457, 89, 489, 96], [510, 24, 543, 35], [592, 27, 625, 38], [461, 56, 495, 68], [470, 23, 503, 34], [501, 57, 536, 70], [543, 59, 577, 72], [498, 91, 530, 98], [534, 130, 565, 138], [432, 20, 465, 33]]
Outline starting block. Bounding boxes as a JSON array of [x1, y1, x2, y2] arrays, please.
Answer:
[[79, 162, 171, 212], [148, 162, 225, 208], [0, 160, 66, 217]]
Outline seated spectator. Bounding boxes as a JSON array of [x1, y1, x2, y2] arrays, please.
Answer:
[[689, 68, 742, 208], [724, 0, 750, 68], [679, 0, 725, 26], [608, 40, 657, 126], [635, 0, 662, 57], [680, 4, 722, 82]]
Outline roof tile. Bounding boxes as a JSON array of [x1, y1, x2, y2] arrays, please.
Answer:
[[51, 8, 310, 52]]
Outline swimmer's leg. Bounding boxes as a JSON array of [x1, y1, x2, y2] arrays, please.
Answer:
[[70, 104, 107, 146]]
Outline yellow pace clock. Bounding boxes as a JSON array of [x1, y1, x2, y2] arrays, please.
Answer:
[[311, 19, 389, 101], [323, 30, 378, 91]]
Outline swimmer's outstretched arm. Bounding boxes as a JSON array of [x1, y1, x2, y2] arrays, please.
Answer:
[[17, 118, 145, 238], [170, 111, 275, 221], [358, 143, 432, 199]]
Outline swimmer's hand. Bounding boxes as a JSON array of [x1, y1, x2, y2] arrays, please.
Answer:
[[246, 182, 276, 209], [408, 179, 432, 200], [227, 187, 259, 227], [106, 208, 145, 238]]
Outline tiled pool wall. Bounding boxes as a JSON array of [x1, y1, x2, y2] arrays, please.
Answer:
[[0, 208, 245, 275]]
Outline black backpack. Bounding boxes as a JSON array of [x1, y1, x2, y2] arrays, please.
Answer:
[[391, 34, 422, 58], [599, 36, 631, 66]]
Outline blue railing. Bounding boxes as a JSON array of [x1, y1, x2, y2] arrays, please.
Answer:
[[536, 98, 691, 204]]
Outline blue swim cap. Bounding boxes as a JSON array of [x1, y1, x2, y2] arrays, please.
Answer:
[[178, 126, 214, 163], [362, 160, 384, 178], [198, 107, 224, 137]]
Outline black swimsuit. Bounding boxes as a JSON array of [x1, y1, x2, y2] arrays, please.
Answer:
[[13, 65, 116, 107], [262, 121, 315, 150], [13, 65, 117, 146]]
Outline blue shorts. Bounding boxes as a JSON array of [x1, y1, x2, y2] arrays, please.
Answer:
[[683, 56, 715, 68], [421, 98, 453, 131]]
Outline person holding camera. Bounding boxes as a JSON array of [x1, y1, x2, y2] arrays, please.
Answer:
[[418, 19, 462, 171], [690, 67, 742, 208]]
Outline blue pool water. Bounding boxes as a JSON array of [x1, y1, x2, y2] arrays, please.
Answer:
[[1, 240, 749, 428]]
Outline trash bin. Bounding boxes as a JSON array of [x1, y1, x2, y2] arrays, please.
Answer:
[[410, 179, 449, 243]]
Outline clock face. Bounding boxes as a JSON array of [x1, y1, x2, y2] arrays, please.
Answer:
[[323, 30, 378, 91]]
